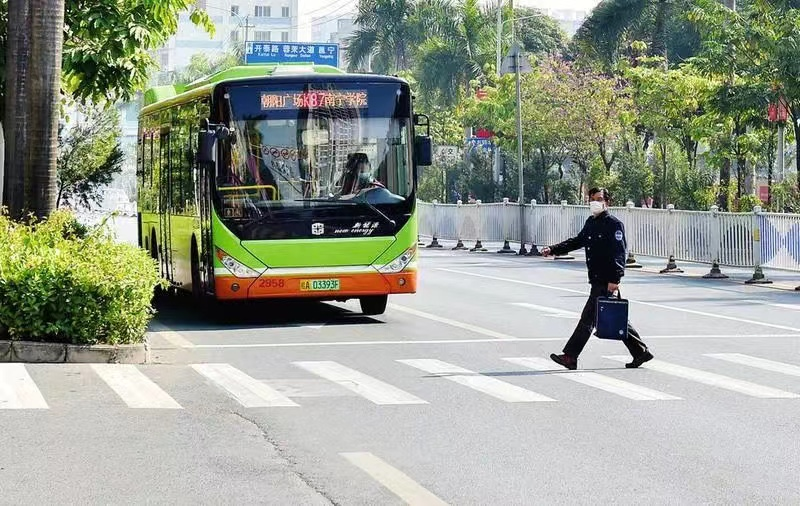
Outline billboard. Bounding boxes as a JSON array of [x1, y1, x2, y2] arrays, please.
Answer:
[[245, 42, 339, 67]]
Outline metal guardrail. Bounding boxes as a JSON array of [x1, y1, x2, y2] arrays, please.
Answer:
[[418, 199, 800, 287]]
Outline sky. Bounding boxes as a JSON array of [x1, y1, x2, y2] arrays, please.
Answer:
[[297, 0, 602, 40]]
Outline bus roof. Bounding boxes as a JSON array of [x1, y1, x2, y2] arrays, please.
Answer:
[[141, 63, 401, 111]]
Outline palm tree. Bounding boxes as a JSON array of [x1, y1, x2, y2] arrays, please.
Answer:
[[3, 0, 65, 219], [573, 0, 701, 68], [413, 0, 495, 106], [346, 0, 420, 73]]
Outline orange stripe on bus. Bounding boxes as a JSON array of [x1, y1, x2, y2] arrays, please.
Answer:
[[213, 271, 417, 300]]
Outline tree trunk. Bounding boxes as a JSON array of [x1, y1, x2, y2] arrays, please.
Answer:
[[25, 0, 65, 219], [3, 0, 65, 220], [794, 112, 800, 195], [3, 0, 31, 218], [0, 122, 5, 203], [717, 157, 731, 211], [651, 0, 669, 63]]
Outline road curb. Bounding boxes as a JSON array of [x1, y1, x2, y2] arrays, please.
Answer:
[[0, 339, 150, 364]]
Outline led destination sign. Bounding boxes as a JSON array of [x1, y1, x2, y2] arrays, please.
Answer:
[[260, 90, 368, 110]]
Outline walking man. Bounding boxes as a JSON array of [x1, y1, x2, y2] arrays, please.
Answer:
[[541, 188, 653, 370]]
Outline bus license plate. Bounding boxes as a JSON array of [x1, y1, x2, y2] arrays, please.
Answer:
[[300, 279, 340, 291]]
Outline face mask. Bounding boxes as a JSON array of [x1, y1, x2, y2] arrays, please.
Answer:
[[589, 201, 605, 215], [358, 172, 372, 184]]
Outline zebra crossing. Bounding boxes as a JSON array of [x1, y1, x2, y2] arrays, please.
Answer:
[[1, 353, 798, 411]]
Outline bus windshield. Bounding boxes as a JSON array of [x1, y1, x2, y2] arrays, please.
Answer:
[[216, 82, 413, 232]]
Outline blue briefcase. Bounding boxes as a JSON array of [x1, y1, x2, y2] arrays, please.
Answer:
[[595, 295, 629, 340]]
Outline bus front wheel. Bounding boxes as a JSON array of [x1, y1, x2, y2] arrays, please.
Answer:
[[359, 295, 388, 316]]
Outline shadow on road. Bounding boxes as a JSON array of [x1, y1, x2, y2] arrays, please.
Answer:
[[150, 292, 384, 332]]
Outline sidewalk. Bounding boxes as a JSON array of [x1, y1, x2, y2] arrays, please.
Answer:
[[418, 236, 800, 292]]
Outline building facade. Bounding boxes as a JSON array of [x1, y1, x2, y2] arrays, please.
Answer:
[[156, 0, 300, 80]]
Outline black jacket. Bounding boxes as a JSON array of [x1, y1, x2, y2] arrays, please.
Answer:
[[549, 211, 627, 284]]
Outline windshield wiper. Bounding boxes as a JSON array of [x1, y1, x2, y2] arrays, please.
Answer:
[[294, 198, 396, 230]]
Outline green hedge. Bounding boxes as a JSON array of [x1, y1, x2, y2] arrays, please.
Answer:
[[0, 210, 163, 344]]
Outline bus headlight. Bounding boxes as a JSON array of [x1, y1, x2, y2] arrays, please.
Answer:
[[216, 248, 262, 278], [379, 246, 417, 274]]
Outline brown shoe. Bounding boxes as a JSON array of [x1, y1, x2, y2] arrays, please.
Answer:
[[550, 353, 577, 370]]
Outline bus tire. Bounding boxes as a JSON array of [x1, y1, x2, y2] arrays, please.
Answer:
[[359, 295, 388, 316], [191, 240, 203, 300]]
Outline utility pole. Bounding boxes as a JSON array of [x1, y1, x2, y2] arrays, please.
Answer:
[[511, 1, 528, 255], [495, 1, 503, 195]]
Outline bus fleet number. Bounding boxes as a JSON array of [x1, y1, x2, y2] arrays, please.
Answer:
[[258, 279, 286, 289]]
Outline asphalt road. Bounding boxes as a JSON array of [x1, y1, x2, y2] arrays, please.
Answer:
[[3, 244, 800, 505]]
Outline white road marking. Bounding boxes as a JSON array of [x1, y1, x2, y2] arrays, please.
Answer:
[[341, 452, 449, 506], [398, 359, 555, 402], [191, 363, 299, 407], [0, 364, 49, 409], [260, 379, 359, 398], [388, 304, 518, 340], [503, 357, 680, 401], [439, 268, 800, 333], [604, 356, 800, 399], [92, 364, 182, 409], [293, 361, 427, 405], [180, 334, 800, 350], [705, 353, 800, 377], [148, 323, 194, 348], [511, 302, 579, 318], [740, 300, 800, 312]]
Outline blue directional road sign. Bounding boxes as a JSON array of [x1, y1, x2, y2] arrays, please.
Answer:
[[245, 42, 340, 67]]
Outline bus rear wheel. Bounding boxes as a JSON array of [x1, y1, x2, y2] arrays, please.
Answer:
[[359, 295, 388, 316]]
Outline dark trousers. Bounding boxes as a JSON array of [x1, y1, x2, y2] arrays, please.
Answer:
[[564, 283, 648, 358]]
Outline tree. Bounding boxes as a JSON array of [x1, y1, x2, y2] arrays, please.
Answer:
[[173, 50, 241, 86], [573, 0, 701, 69], [514, 7, 567, 58], [61, 0, 213, 103], [688, 0, 800, 201], [413, 0, 495, 106], [347, 0, 423, 74], [56, 104, 123, 209], [1, 0, 213, 219]]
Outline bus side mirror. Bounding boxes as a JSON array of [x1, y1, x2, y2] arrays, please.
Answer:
[[415, 135, 432, 166], [197, 130, 217, 165]]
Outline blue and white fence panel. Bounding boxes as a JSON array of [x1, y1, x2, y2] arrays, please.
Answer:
[[418, 200, 800, 278]]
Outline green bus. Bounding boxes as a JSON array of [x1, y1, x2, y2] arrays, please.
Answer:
[[136, 64, 431, 315]]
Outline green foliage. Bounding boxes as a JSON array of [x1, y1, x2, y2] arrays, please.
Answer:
[[172, 50, 242, 86], [573, 0, 701, 69], [418, 165, 447, 202], [57, 103, 124, 209], [769, 175, 800, 213], [737, 194, 762, 212], [0, 210, 163, 344], [592, 143, 655, 205], [514, 7, 568, 58], [62, 0, 214, 103]]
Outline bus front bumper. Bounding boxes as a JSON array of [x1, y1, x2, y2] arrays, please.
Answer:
[[213, 270, 417, 300]]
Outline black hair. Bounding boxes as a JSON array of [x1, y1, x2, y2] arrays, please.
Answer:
[[588, 187, 611, 202]]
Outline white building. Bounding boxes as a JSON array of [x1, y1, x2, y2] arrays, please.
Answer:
[[156, 0, 301, 79], [540, 8, 588, 36]]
